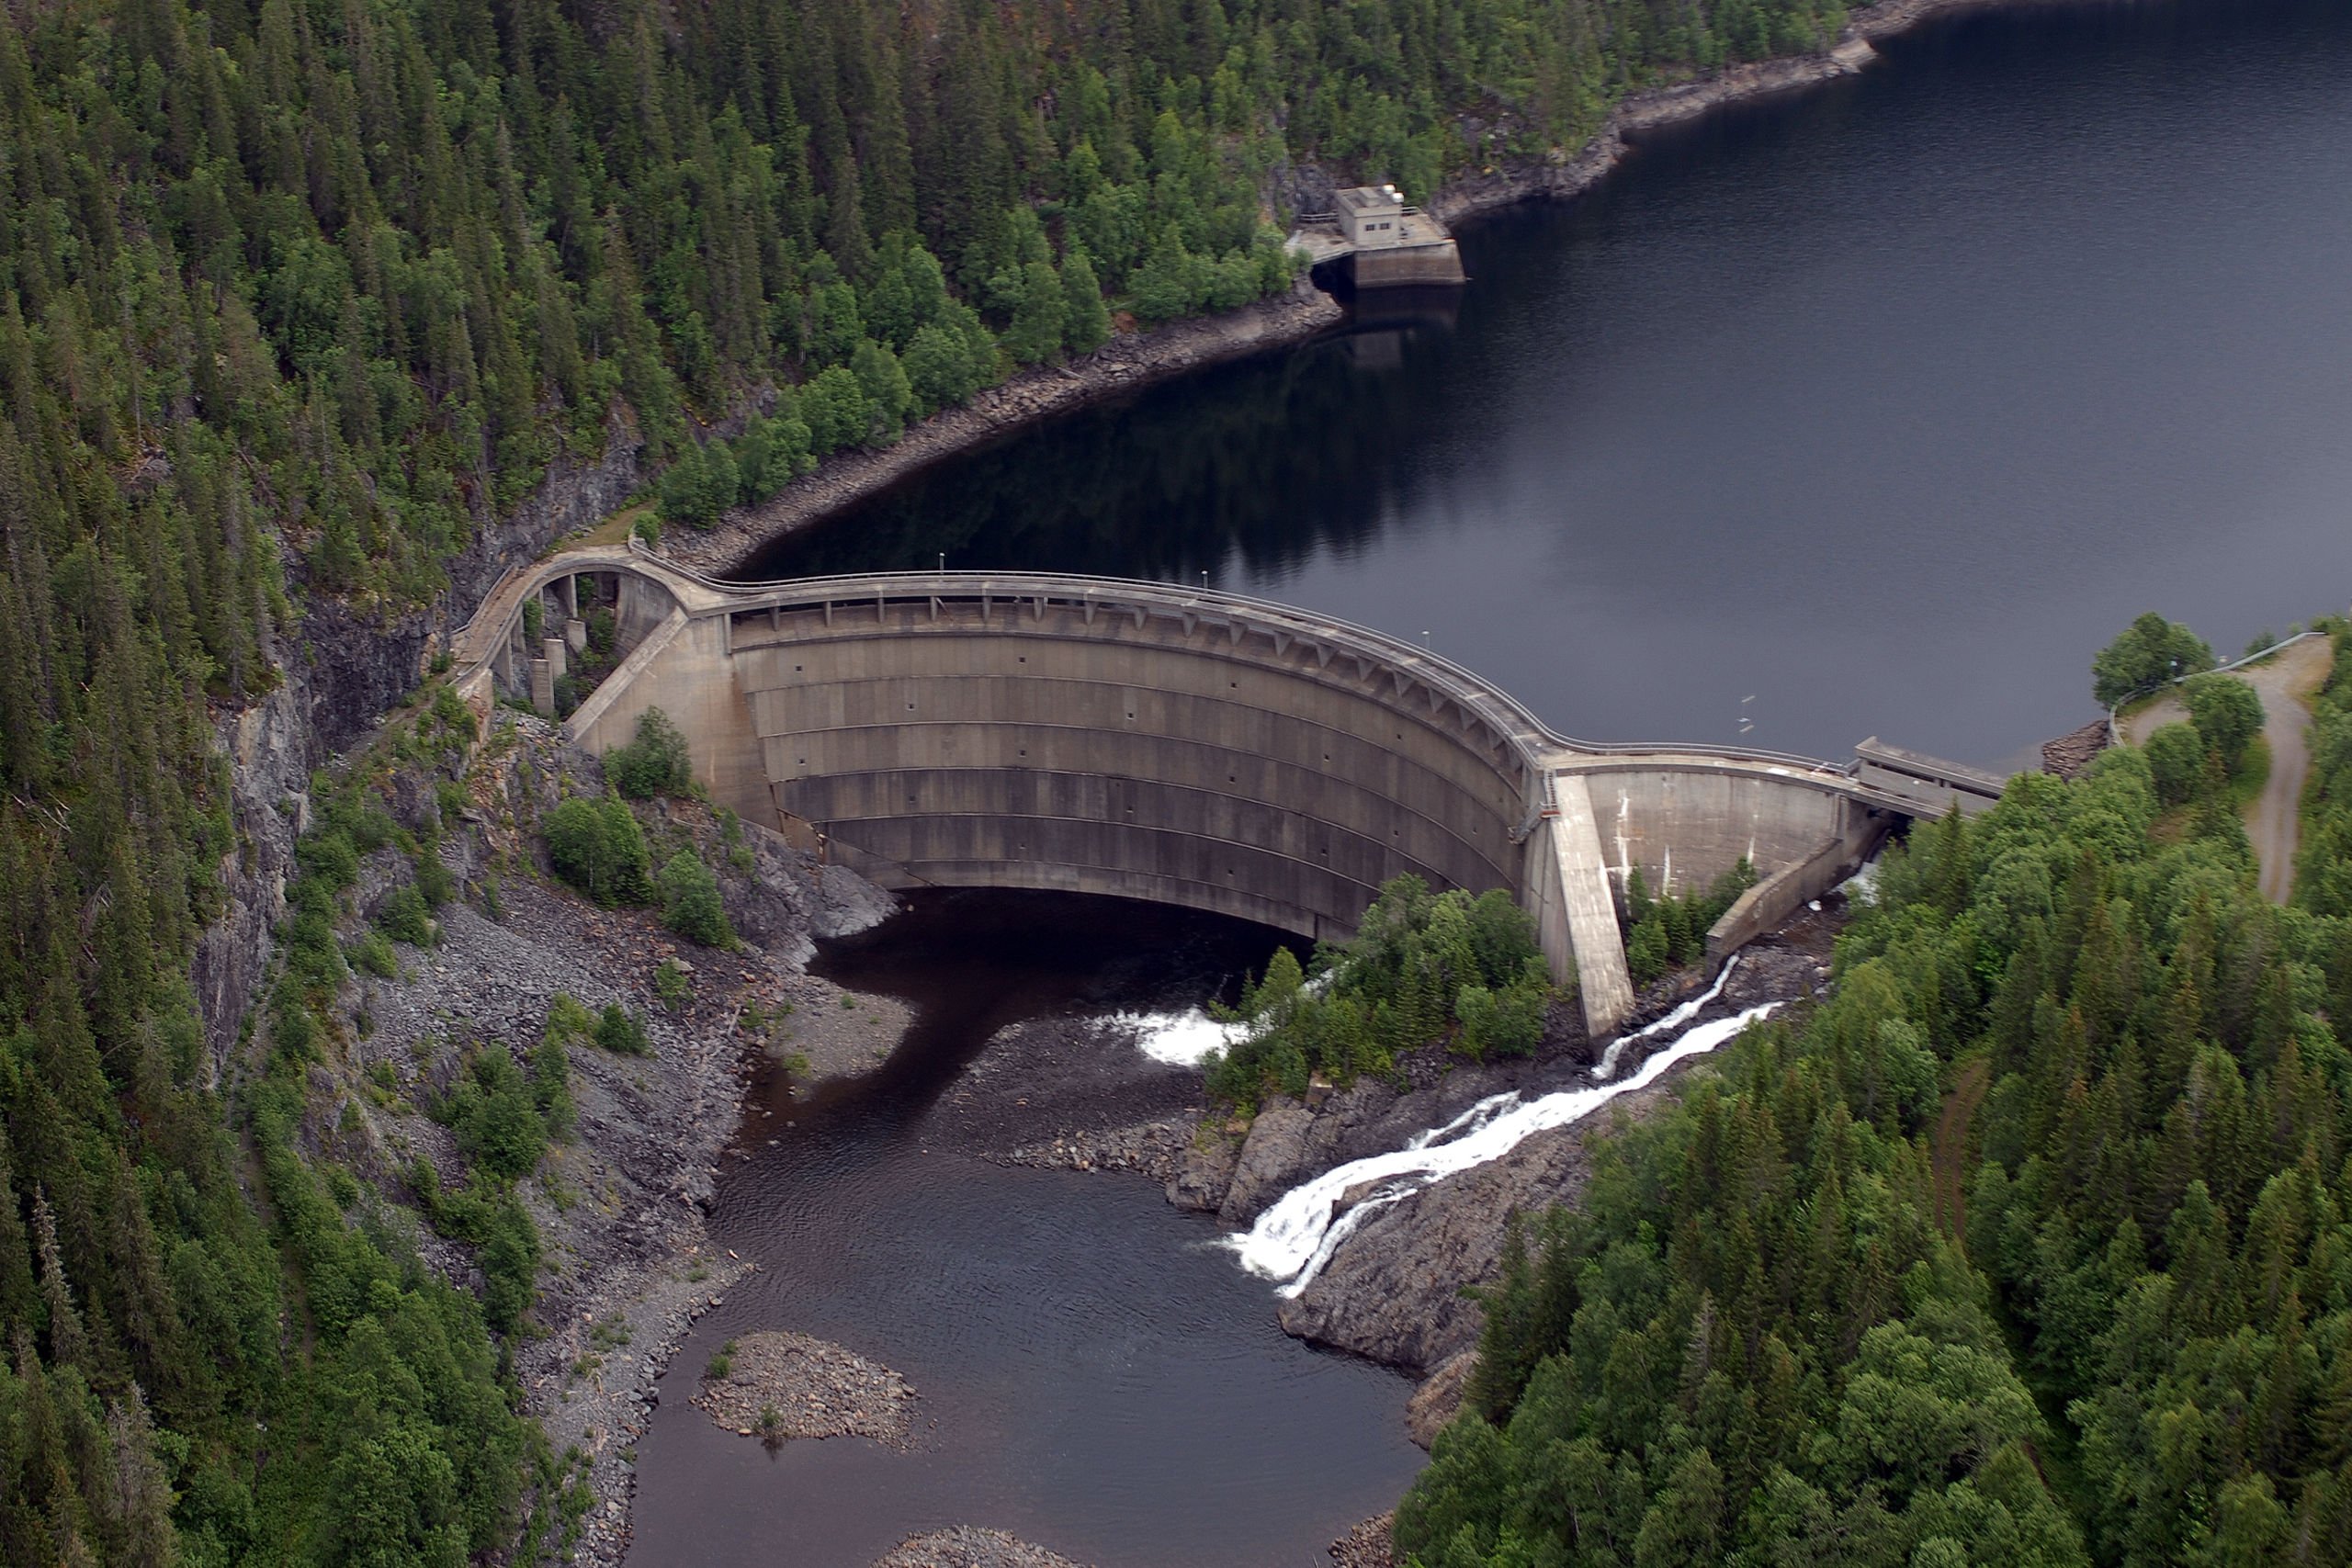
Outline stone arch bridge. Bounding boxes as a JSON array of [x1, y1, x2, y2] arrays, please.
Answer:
[[454, 544, 2003, 1036]]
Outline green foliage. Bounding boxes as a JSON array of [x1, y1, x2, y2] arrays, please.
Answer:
[[443, 1048, 551, 1183], [414, 847, 457, 909], [594, 1005, 653, 1057], [1206, 880, 1550, 1105], [657, 852, 736, 948], [530, 1041, 577, 1145], [656, 441, 741, 527], [1403, 712, 2352, 1568], [653, 960, 693, 1010], [0, 0, 2061, 1557], [1130, 225, 1204, 324], [1621, 861, 1757, 986], [2144, 719, 2207, 807], [606, 707, 696, 800], [544, 795, 652, 906], [733, 409, 815, 504], [2300, 628, 2352, 917], [2181, 671, 2265, 773], [2093, 611, 2217, 707], [545, 993, 598, 1049], [350, 930, 399, 978], [906, 321, 992, 413], [376, 885, 436, 947], [1454, 959, 1552, 1061], [802, 366, 876, 455], [1004, 260, 1069, 365], [1062, 249, 1114, 354]]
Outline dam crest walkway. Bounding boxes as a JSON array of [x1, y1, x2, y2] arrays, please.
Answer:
[[456, 543, 2002, 1035]]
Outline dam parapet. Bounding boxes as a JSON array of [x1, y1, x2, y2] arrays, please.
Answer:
[[454, 543, 2006, 1037]]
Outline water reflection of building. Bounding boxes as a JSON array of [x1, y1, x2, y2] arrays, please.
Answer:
[[1348, 286, 1462, 333], [1342, 329, 1406, 371]]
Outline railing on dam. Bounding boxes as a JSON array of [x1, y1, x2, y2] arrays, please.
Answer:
[[454, 544, 2010, 1034], [469, 543, 2000, 825], [659, 550, 1931, 809]]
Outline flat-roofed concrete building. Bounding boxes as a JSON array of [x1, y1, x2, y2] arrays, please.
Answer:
[[1337, 184, 1409, 247]]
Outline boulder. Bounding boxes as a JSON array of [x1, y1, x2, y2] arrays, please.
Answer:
[[1217, 1100, 1317, 1224]]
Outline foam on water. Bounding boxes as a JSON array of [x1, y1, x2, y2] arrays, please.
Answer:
[[1227, 998, 1781, 1296], [1114, 1008, 1251, 1066], [1592, 955, 1745, 1081]]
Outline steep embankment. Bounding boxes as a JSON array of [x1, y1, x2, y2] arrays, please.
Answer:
[[301, 709, 896, 1568], [665, 0, 2079, 579], [993, 909, 1841, 1452]]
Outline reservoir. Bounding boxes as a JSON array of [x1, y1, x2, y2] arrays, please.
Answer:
[[629, 2, 2352, 1563], [740, 0, 2352, 768]]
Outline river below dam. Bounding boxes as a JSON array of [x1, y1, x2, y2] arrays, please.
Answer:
[[628, 2, 2352, 1563]]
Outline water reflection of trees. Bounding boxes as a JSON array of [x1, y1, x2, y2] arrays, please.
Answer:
[[737, 309, 1486, 588]]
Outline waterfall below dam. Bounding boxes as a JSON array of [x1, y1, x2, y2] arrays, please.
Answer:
[[1124, 963, 1781, 1297]]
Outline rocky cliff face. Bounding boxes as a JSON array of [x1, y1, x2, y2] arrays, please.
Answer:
[[293, 715, 892, 1568], [1176, 925, 1838, 1444], [197, 419, 649, 1064], [298, 417, 645, 754], [192, 680, 311, 1072]]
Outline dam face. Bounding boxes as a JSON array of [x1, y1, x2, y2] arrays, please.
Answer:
[[725, 586, 1545, 946], [465, 548, 1980, 1034]]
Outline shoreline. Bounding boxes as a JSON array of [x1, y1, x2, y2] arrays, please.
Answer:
[[662, 0, 2081, 581]]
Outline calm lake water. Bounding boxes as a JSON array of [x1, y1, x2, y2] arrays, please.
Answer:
[[633, 4, 2352, 1563], [741, 0, 2352, 770]]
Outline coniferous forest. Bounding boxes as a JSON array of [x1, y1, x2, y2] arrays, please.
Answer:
[[6, 0, 2333, 1565], [1398, 628, 2352, 1567]]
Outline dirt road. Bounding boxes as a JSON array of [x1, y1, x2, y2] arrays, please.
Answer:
[[2125, 636, 2332, 903]]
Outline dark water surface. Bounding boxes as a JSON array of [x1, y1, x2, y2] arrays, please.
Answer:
[[741, 0, 2352, 769], [622, 893, 1423, 1568], [635, 4, 2352, 1563]]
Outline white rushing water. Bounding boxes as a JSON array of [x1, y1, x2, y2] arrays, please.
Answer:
[[1114, 971, 1334, 1066], [1114, 1007, 1251, 1066], [1589, 954, 1745, 1081], [1227, 998, 1782, 1296]]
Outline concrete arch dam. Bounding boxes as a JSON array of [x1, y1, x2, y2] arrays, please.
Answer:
[[458, 546, 2001, 1036]]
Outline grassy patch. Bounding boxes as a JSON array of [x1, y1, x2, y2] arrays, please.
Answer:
[[2232, 732, 2272, 818], [565, 503, 653, 553]]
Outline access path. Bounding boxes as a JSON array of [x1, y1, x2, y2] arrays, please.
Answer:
[[2126, 636, 2333, 904]]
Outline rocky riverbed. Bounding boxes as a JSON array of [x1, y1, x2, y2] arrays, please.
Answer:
[[321, 716, 894, 1567], [988, 904, 1841, 1459], [692, 1330, 918, 1448]]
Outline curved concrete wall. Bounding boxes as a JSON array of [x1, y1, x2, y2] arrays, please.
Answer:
[[452, 550, 1911, 1036], [1574, 761, 1852, 900], [724, 588, 1548, 946]]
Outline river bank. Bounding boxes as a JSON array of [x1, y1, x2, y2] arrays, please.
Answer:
[[983, 904, 1841, 1441], [324, 713, 897, 1568], [659, 0, 2082, 581], [664, 283, 1343, 576]]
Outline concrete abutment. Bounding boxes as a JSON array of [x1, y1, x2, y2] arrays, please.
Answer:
[[457, 547, 1966, 1039]]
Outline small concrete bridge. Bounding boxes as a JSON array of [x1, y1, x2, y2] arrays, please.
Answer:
[[456, 544, 2004, 1036]]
